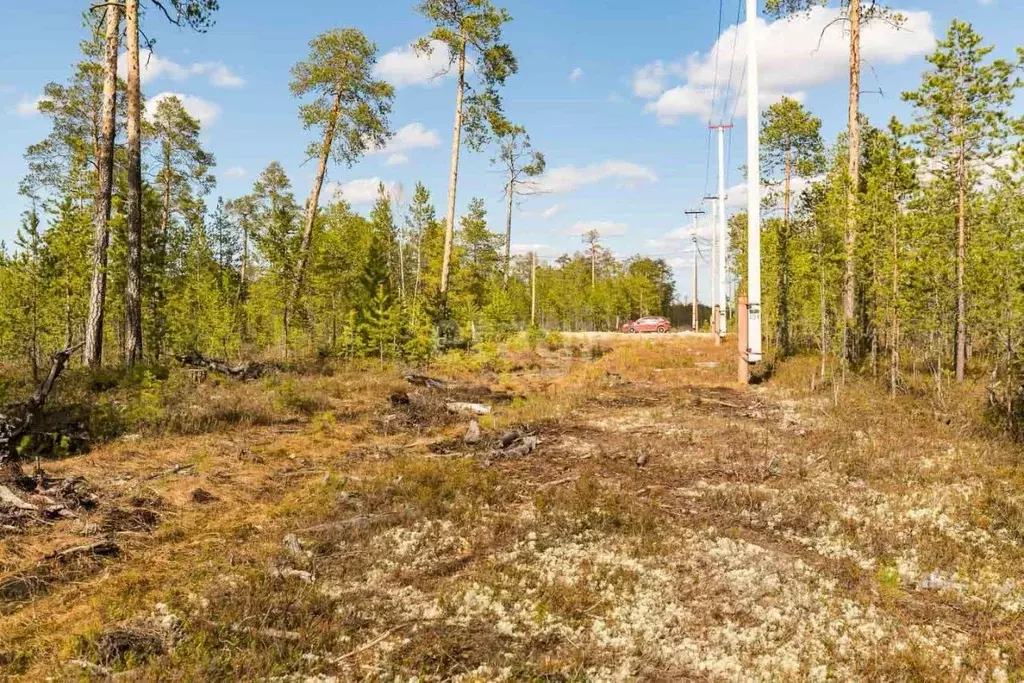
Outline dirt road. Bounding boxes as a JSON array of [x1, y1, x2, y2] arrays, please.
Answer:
[[1, 336, 1021, 680]]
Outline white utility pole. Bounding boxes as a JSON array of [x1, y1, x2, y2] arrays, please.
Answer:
[[715, 125, 729, 340], [745, 0, 762, 363], [684, 209, 705, 332], [704, 192, 721, 344]]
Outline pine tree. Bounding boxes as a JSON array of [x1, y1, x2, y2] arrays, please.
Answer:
[[251, 162, 301, 354], [761, 97, 825, 354], [149, 95, 216, 360], [363, 183, 398, 303], [416, 0, 518, 303], [455, 198, 502, 311], [85, 1, 121, 367], [363, 284, 401, 362], [491, 122, 545, 282], [903, 20, 1022, 382], [288, 28, 394, 322]]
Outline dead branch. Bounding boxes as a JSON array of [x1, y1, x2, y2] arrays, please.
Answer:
[[145, 462, 195, 481], [0, 343, 82, 472], [44, 539, 119, 562], [174, 351, 270, 381], [538, 474, 579, 491]]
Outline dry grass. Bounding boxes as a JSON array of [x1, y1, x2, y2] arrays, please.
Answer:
[[1, 336, 1023, 680]]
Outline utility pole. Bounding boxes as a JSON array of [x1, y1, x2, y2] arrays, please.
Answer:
[[531, 251, 537, 326], [684, 209, 705, 332], [745, 0, 762, 369], [711, 124, 732, 343], [704, 194, 720, 345]]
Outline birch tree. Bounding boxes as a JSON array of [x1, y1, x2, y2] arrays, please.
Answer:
[[415, 0, 518, 304], [287, 28, 394, 332]]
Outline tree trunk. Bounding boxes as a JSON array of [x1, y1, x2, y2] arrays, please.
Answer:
[[398, 235, 407, 302], [780, 145, 792, 354], [290, 91, 342, 323], [890, 214, 900, 396], [955, 144, 967, 382], [439, 36, 467, 302], [124, 0, 144, 366], [591, 246, 596, 289], [842, 0, 861, 365], [503, 168, 514, 284], [237, 211, 249, 343], [154, 154, 172, 361], [84, 2, 121, 368], [819, 241, 827, 381]]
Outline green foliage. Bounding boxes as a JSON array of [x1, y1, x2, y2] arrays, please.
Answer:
[[416, 0, 518, 150], [290, 28, 394, 167]]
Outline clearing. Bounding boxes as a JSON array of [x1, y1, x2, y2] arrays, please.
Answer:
[[1, 335, 1022, 680]]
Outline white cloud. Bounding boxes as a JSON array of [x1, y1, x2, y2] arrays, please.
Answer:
[[540, 203, 563, 219], [370, 122, 441, 157], [636, 6, 935, 124], [632, 60, 683, 98], [195, 62, 245, 88], [373, 40, 455, 88], [724, 174, 825, 210], [11, 94, 47, 117], [569, 67, 584, 82], [569, 220, 628, 237], [534, 161, 658, 194], [144, 92, 221, 126], [118, 49, 244, 87], [327, 178, 400, 205], [385, 153, 409, 166], [223, 166, 246, 179], [511, 243, 558, 257]]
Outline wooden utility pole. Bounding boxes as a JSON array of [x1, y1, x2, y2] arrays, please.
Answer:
[[531, 251, 537, 326], [738, 297, 749, 384], [684, 209, 705, 332]]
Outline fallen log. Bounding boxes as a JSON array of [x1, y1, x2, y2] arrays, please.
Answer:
[[174, 351, 270, 381], [0, 343, 82, 473], [404, 373, 449, 390], [0, 485, 37, 511], [445, 402, 491, 416]]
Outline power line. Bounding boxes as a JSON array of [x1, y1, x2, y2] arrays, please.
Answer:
[[704, 0, 726, 197], [719, 0, 744, 125]]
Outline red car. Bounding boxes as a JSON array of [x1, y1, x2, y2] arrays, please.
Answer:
[[622, 316, 671, 334]]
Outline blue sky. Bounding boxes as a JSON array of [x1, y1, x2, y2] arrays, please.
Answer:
[[1, 0, 1018, 300]]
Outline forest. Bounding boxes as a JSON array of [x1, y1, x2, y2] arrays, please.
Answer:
[[0, 1, 675, 376], [724, 10, 1024, 425], [1, 0, 1022, 425]]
